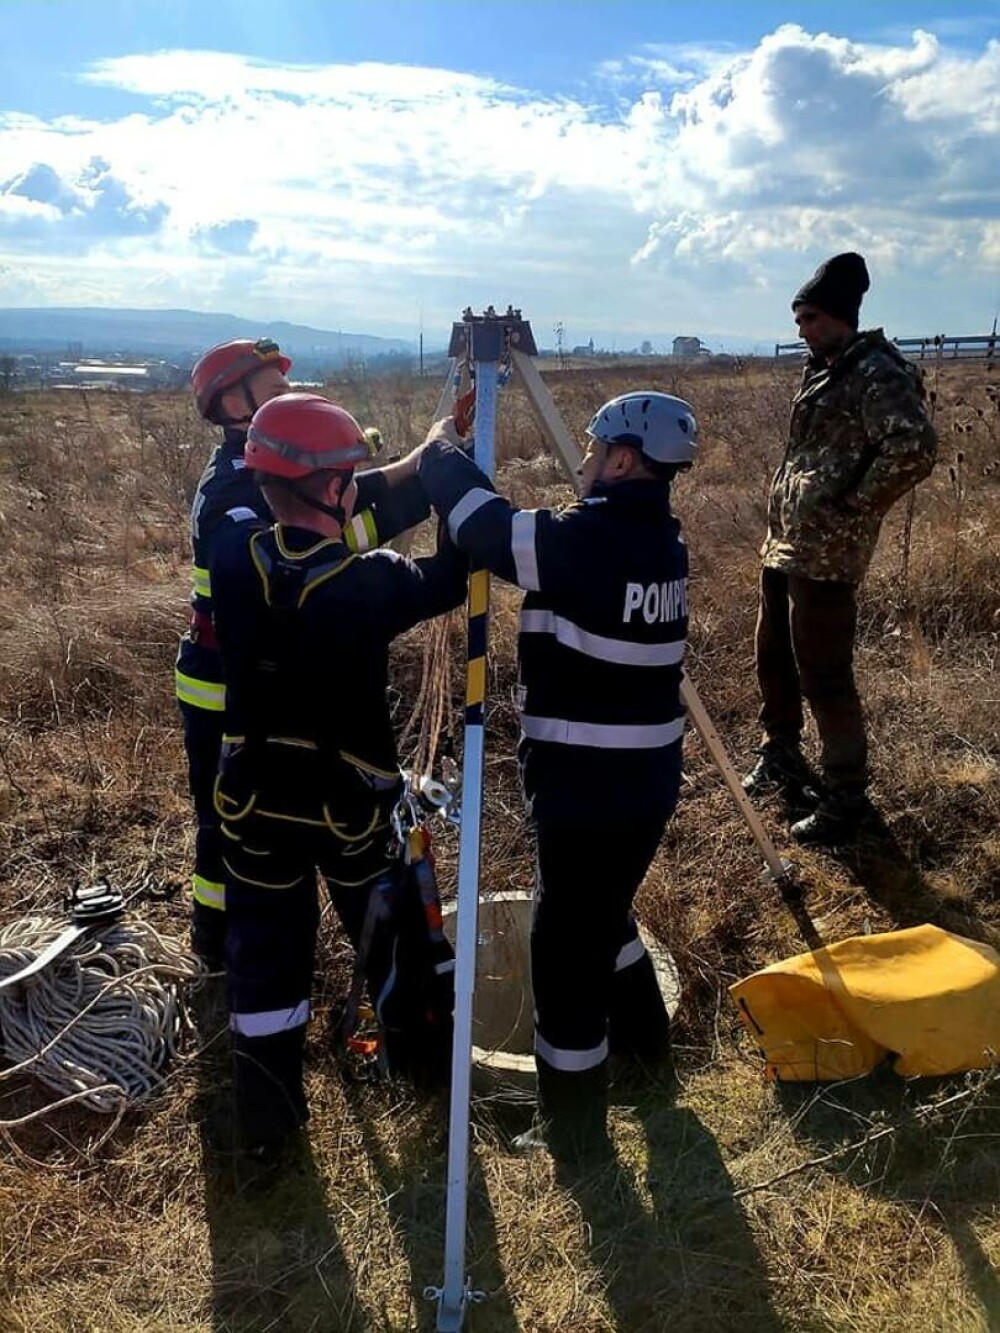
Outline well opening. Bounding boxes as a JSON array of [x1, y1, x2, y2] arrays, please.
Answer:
[[442, 891, 680, 1084]]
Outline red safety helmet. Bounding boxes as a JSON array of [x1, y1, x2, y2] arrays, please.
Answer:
[[245, 393, 375, 480], [191, 337, 292, 420]]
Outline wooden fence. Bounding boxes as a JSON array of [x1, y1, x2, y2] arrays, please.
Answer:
[[774, 332, 998, 363]]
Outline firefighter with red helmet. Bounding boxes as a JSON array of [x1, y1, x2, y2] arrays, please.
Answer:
[[179, 341, 429, 968], [209, 392, 466, 1153]]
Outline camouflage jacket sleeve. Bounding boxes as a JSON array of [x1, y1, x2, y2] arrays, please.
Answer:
[[852, 357, 937, 515]]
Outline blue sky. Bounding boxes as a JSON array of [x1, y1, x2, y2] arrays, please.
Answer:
[[1, 1, 999, 347]]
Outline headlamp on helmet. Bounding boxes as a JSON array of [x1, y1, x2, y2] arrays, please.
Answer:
[[190, 337, 292, 421]]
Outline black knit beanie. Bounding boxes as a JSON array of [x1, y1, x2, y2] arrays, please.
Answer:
[[792, 252, 870, 329]]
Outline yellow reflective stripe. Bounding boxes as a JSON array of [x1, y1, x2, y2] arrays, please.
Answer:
[[467, 656, 486, 704], [469, 569, 489, 618], [175, 670, 226, 711], [193, 875, 225, 909], [345, 509, 379, 553], [274, 526, 338, 560], [298, 554, 357, 606], [192, 566, 211, 599], [249, 532, 271, 604], [465, 569, 490, 717]]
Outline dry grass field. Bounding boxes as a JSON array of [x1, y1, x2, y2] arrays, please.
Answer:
[[0, 355, 998, 1331]]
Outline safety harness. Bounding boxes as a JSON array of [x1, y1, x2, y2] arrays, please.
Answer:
[[229, 529, 456, 1080]]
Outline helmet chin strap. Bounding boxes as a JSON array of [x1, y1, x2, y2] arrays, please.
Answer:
[[209, 379, 260, 429], [294, 490, 346, 527], [270, 471, 352, 530]]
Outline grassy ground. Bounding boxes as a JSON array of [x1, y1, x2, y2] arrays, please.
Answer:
[[0, 358, 998, 1331]]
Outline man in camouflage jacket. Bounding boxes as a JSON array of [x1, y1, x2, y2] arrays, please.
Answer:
[[744, 253, 937, 844]]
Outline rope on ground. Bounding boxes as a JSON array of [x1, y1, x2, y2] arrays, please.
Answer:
[[0, 915, 204, 1117]]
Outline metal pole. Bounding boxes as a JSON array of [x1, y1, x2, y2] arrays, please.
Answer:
[[432, 356, 497, 1332]]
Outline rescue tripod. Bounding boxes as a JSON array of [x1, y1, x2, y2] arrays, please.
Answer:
[[424, 307, 812, 1331]]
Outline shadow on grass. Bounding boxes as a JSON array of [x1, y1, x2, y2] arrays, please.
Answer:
[[193, 980, 369, 1333], [776, 1070, 1000, 1330], [820, 811, 999, 949], [343, 1079, 522, 1332], [561, 1071, 783, 1332]]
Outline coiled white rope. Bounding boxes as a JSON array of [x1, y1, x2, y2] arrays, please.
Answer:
[[0, 914, 205, 1118]]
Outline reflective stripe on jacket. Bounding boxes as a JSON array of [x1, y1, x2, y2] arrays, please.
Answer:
[[210, 521, 467, 784], [418, 441, 687, 821], [177, 435, 430, 711]]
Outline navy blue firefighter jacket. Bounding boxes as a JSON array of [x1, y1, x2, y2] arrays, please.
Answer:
[[176, 425, 431, 716], [210, 520, 467, 786], [418, 440, 689, 824]]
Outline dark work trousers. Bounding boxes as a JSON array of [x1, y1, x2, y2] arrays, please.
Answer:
[[755, 567, 868, 792], [222, 804, 397, 1145], [178, 697, 227, 935], [531, 814, 671, 1075]]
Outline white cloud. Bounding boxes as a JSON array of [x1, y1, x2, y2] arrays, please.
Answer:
[[0, 28, 998, 342], [0, 154, 167, 252]]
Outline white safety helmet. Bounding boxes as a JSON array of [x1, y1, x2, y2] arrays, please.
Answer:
[[586, 391, 698, 467]]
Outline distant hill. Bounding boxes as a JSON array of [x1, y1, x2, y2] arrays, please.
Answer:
[[0, 307, 414, 364]]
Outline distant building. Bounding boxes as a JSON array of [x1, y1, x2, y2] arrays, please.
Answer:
[[66, 361, 187, 390], [72, 364, 150, 390], [672, 336, 707, 358], [74, 364, 149, 379]]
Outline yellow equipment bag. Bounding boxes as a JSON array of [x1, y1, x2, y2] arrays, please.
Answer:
[[730, 924, 1000, 1081]]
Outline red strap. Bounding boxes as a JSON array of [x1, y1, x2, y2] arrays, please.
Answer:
[[190, 610, 219, 652]]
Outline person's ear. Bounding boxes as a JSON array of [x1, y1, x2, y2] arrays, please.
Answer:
[[611, 445, 635, 478]]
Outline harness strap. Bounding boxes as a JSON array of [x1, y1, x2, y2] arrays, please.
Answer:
[[190, 609, 218, 652]]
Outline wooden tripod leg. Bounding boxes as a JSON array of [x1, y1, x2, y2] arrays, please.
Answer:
[[394, 361, 460, 557], [510, 349, 583, 478], [683, 676, 823, 945], [432, 359, 459, 419], [680, 675, 790, 883]]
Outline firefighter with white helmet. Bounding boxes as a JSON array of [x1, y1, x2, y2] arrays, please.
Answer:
[[418, 389, 696, 1166], [209, 392, 466, 1154], [585, 390, 698, 466], [178, 341, 430, 969]]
